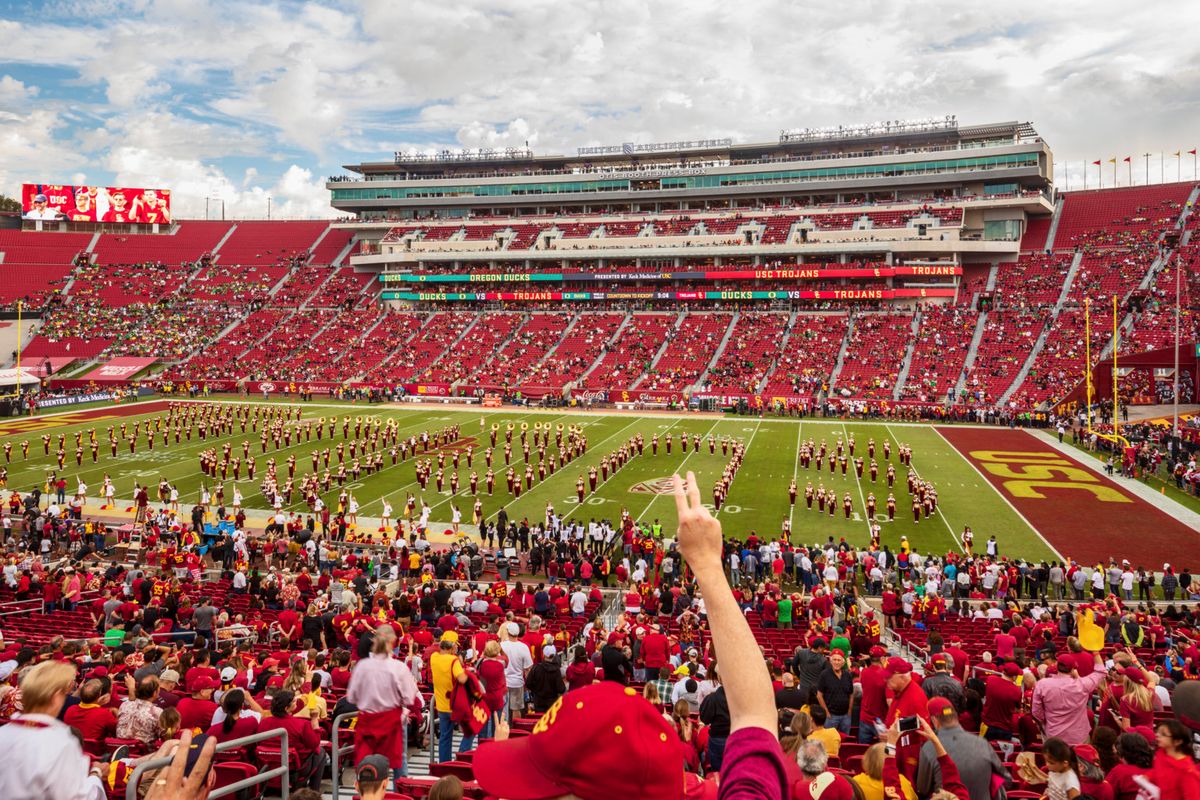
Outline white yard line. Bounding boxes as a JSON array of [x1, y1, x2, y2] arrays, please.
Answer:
[[559, 417, 680, 524], [840, 422, 875, 538], [714, 419, 760, 520], [634, 418, 725, 522], [787, 419, 804, 531], [481, 415, 650, 524], [930, 426, 1063, 560], [884, 423, 962, 552]]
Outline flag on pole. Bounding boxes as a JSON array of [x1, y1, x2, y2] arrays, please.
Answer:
[[1190, 149, 1198, 156], [1092, 160, 1101, 166], [1174, 151, 1182, 157], [1107, 158, 1117, 164], [1123, 156, 1131, 163]]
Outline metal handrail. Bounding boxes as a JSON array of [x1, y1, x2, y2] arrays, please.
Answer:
[[124, 727, 290, 800], [329, 710, 359, 800]]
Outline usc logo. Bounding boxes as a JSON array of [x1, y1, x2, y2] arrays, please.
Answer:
[[532, 696, 564, 735]]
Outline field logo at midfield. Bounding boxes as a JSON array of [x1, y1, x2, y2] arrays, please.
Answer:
[[630, 477, 676, 495], [968, 450, 1130, 503]]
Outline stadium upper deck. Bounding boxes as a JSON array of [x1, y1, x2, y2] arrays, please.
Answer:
[[328, 118, 1053, 219]]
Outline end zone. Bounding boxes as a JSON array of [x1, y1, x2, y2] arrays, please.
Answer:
[[937, 426, 1195, 568]]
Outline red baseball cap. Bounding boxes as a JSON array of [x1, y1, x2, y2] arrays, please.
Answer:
[[473, 682, 684, 800], [883, 657, 913, 677], [1003, 663, 1023, 677], [927, 697, 955, 718], [868, 645, 887, 659], [1123, 666, 1149, 686]]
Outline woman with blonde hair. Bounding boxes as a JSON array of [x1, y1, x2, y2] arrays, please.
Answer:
[[853, 742, 917, 800], [642, 681, 662, 708], [1118, 666, 1156, 729]]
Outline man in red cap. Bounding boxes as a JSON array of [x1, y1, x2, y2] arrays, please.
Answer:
[[980, 662, 1023, 742], [176, 676, 219, 730], [473, 682, 687, 800], [857, 645, 889, 744], [916, 697, 1009, 800], [883, 657, 928, 782]]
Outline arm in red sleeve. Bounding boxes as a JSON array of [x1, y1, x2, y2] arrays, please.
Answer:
[[936, 752, 970, 800]]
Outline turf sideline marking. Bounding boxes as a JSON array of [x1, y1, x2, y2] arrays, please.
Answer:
[[787, 419, 804, 532], [840, 423, 875, 539], [884, 423, 962, 553], [930, 426, 1063, 560], [714, 419, 760, 520], [634, 418, 725, 523]]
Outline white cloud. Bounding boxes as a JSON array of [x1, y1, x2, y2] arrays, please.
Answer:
[[4, 0, 1200, 213]]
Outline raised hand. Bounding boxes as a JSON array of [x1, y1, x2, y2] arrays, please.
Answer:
[[672, 471, 722, 572]]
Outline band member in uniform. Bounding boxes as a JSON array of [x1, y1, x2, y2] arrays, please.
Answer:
[[886, 463, 896, 488], [842, 492, 853, 519], [866, 493, 876, 518], [577, 475, 585, 503], [962, 526, 973, 555], [805, 482, 814, 509], [816, 485, 826, 512], [788, 478, 797, 506], [912, 495, 921, 523]]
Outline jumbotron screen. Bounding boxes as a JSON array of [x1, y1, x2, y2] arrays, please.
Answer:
[[21, 183, 172, 223]]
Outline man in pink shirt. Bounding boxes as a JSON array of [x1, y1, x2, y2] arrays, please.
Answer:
[[1031, 650, 1106, 744]]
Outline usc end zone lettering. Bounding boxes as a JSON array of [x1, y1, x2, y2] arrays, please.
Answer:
[[969, 449, 1130, 503]]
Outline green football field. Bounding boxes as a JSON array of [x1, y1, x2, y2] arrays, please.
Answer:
[[0, 398, 1059, 561]]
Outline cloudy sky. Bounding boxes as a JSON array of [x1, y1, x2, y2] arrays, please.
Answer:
[[1, 0, 1198, 219]]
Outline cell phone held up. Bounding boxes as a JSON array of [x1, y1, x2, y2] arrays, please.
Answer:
[[899, 715, 920, 734]]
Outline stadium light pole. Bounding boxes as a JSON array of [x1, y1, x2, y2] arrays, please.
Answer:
[[267, 195, 272, 221]]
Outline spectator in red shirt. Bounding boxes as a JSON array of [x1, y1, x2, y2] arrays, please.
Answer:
[[176, 676, 219, 731], [257, 690, 325, 789], [858, 645, 890, 744], [640, 624, 671, 681], [64, 678, 117, 743], [883, 657, 930, 783], [182, 649, 219, 692], [981, 662, 1023, 742]]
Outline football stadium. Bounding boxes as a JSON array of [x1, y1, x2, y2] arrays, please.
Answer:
[[1, 3, 1200, 799]]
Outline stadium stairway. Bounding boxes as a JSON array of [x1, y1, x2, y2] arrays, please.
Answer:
[[209, 223, 238, 259], [998, 250, 1084, 406], [420, 314, 483, 380], [632, 311, 685, 389], [527, 311, 582, 381], [956, 308, 991, 401], [298, 265, 343, 309], [698, 311, 740, 388], [890, 310, 923, 401], [1102, 190, 1200, 359], [351, 312, 426, 381], [566, 312, 632, 394], [755, 310, 798, 394], [329, 236, 356, 267], [1042, 195, 1065, 252], [826, 314, 856, 393], [454, 312, 529, 389]]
